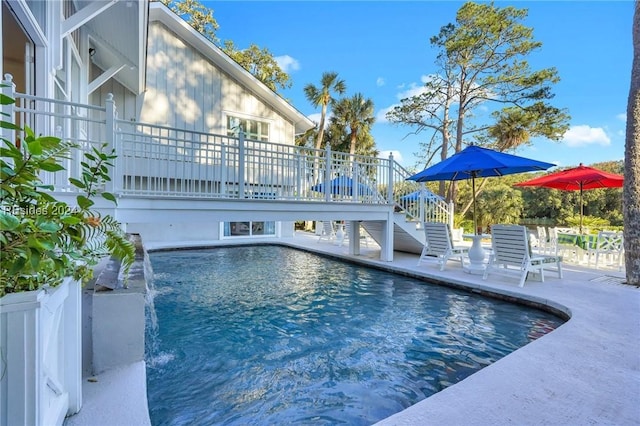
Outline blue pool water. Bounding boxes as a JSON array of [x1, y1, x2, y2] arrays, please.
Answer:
[[145, 245, 564, 425]]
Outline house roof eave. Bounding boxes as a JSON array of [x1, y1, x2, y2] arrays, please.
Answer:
[[149, 2, 314, 134]]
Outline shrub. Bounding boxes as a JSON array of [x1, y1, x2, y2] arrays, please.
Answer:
[[1, 90, 134, 297]]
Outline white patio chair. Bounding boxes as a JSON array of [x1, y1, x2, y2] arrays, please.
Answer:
[[339, 221, 350, 246], [550, 226, 580, 262], [483, 224, 563, 288], [547, 226, 559, 255], [587, 231, 624, 270], [418, 222, 469, 271], [536, 226, 548, 254], [317, 221, 336, 243], [529, 232, 540, 252]]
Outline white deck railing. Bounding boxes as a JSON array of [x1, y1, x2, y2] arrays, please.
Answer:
[[114, 120, 390, 203], [1, 76, 452, 223], [389, 160, 454, 226]]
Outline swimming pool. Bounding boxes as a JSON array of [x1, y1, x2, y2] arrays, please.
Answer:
[[145, 245, 564, 425]]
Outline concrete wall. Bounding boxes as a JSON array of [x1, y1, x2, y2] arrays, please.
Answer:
[[126, 221, 221, 242], [90, 236, 147, 375], [126, 220, 296, 243]]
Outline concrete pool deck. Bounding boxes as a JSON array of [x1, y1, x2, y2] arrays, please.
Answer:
[[66, 232, 640, 425]]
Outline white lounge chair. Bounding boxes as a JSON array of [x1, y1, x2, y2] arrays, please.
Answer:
[[483, 224, 563, 287], [317, 221, 336, 243], [418, 222, 468, 270]]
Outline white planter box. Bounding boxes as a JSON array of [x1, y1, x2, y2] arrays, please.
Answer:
[[0, 278, 82, 426]]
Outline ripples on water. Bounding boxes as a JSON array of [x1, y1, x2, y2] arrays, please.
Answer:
[[145, 246, 564, 425]]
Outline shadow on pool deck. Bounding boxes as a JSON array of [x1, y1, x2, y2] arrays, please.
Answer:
[[65, 231, 640, 426]]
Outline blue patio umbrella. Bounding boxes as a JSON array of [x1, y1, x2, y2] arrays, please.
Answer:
[[311, 176, 373, 197], [407, 145, 555, 234]]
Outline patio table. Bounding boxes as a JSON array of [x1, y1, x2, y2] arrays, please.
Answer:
[[462, 233, 492, 275], [557, 233, 598, 250]]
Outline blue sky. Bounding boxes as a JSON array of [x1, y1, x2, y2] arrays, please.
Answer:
[[208, 1, 632, 171]]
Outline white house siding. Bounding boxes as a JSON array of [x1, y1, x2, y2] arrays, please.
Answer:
[[127, 221, 221, 243], [125, 20, 301, 245], [90, 63, 138, 122], [141, 21, 295, 144], [219, 80, 294, 144]]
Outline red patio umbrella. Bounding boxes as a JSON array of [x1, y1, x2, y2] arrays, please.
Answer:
[[514, 163, 624, 233]]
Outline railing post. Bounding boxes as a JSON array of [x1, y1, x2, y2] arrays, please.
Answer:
[[295, 153, 301, 200], [105, 94, 116, 194], [72, 107, 81, 185], [324, 145, 332, 202], [353, 162, 360, 202], [449, 201, 455, 231], [1, 74, 16, 146], [387, 153, 394, 204], [238, 131, 246, 198], [220, 143, 227, 196], [112, 125, 123, 194]]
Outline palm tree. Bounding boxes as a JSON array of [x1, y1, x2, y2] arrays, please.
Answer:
[[304, 72, 346, 151], [331, 93, 375, 156], [325, 121, 378, 158], [624, 1, 640, 285]]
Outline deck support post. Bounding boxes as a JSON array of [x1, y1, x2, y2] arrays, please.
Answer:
[[381, 210, 395, 261], [348, 220, 360, 256]]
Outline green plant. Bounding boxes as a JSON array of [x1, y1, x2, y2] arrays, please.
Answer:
[[459, 219, 474, 235], [564, 215, 611, 233], [453, 212, 466, 229], [0, 90, 134, 297]]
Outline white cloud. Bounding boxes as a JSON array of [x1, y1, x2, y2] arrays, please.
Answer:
[[306, 112, 334, 129], [563, 125, 611, 147], [396, 75, 433, 99], [376, 77, 385, 87], [378, 150, 403, 163], [274, 55, 300, 73], [378, 74, 462, 125], [307, 113, 321, 126], [616, 113, 627, 122], [375, 105, 395, 123]]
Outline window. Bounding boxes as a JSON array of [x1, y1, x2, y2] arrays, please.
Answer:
[[226, 115, 269, 141], [223, 221, 276, 237], [25, 0, 47, 33]]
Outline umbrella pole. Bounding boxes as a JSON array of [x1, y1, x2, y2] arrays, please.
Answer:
[[472, 175, 478, 235], [579, 183, 583, 234]]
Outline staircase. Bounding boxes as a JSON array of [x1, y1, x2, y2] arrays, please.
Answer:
[[361, 214, 425, 255], [360, 161, 455, 254]]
